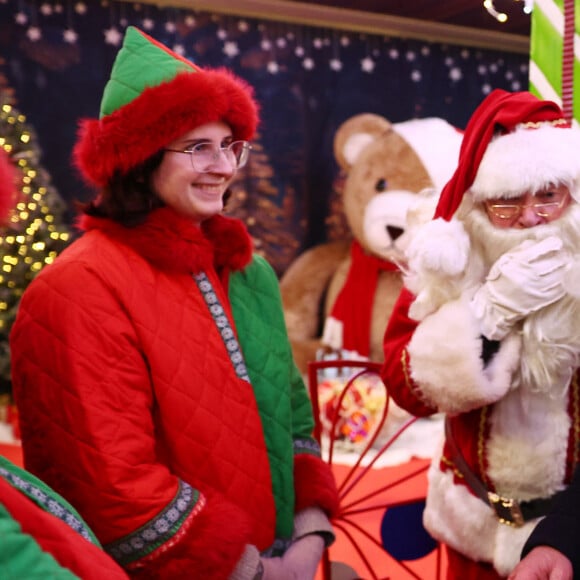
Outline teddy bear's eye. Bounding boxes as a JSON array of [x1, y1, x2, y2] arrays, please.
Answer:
[[375, 178, 388, 192]]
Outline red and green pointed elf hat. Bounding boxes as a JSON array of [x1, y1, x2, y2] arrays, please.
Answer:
[[74, 26, 259, 187]]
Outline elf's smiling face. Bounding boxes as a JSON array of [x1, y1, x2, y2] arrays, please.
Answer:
[[153, 121, 237, 225]]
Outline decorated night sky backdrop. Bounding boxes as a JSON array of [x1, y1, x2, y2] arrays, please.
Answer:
[[0, 0, 529, 274]]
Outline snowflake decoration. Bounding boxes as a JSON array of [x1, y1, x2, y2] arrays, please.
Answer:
[[294, 46, 305, 57], [478, 64, 487, 75], [286, 32, 295, 41], [461, 49, 470, 59], [449, 67, 463, 82], [505, 70, 514, 80], [361, 57, 375, 73], [388, 48, 399, 59], [54, 2, 63, 12], [511, 80, 522, 91], [223, 41, 239, 58], [329, 58, 342, 71], [15, 11, 28, 25], [267, 61, 279, 74], [406, 50, 416, 62], [40, 3, 53, 15], [260, 39, 272, 51], [26, 26, 42, 41], [489, 63, 498, 73], [445, 57, 454, 67], [217, 27, 227, 40], [74, 2, 87, 15], [340, 35, 350, 47], [302, 57, 315, 70], [411, 70, 422, 82], [184, 15, 196, 27], [142, 18, 154, 30], [63, 28, 78, 44], [238, 20, 249, 32], [173, 44, 185, 56], [276, 37, 287, 49], [104, 26, 123, 46], [313, 38, 323, 49], [482, 83, 492, 94], [165, 21, 176, 34]]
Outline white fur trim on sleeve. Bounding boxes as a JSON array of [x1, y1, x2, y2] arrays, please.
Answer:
[[407, 295, 521, 414]]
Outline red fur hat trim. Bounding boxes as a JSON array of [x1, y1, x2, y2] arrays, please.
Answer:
[[73, 68, 259, 187]]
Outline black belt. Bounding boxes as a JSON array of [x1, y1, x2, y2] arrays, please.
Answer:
[[444, 417, 561, 527]]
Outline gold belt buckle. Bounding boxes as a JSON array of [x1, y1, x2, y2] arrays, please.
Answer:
[[487, 492, 524, 527]]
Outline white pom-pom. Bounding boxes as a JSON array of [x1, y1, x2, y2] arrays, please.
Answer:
[[406, 217, 470, 277]]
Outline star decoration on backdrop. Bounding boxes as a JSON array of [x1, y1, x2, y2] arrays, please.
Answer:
[[173, 43, 185, 55], [267, 61, 279, 74], [238, 20, 249, 32], [142, 17, 154, 30], [104, 26, 123, 46], [74, 2, 87, 15], [223, 41, 240, 58], [165, 21, 176, 33], [217, 27, 227, 40], [294, 46, 305, 57], [184, 15, 196, 27], [15, 12, 28, 25], [411, 70, 422, 82], [361, 56, 375, 72], [63, 28, 78, 43], [302, 57, 314, 70], [329, 58, 342, 71], [26, 26, 42, 41], [40, 3, 52, 15]]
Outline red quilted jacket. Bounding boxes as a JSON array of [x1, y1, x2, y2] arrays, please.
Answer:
[[10, 208, 337, 578]]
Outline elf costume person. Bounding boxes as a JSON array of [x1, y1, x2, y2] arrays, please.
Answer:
[[10, 26, 338, 579], [381, 89, 580, 579]]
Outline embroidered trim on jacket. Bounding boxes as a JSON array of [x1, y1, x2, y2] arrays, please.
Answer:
[[105, 481, 200, 565], [293, 438, 321, 457], [194, 272, 251, 382], [0, 466, 93, 542]]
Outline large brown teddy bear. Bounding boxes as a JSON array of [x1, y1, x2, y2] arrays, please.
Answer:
[[280, 113, 463, 374]]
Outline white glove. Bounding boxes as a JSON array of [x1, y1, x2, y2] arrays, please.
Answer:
[[470, 236, 569, 340]]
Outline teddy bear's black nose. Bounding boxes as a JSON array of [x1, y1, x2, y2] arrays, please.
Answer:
[[387, 225, 404, 241]]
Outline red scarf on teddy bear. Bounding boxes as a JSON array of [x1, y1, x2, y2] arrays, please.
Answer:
[[327, 240, 399, 357]]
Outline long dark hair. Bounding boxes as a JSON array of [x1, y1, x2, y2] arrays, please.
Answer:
[[80, 150, 166, 227]]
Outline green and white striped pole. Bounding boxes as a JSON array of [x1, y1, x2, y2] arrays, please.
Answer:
[[529, 0, 579, 123]]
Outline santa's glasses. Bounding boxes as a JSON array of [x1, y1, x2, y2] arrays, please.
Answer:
[[484, 190, 570, 220]]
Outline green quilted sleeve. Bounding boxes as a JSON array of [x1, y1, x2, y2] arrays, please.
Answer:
[[0, 503, 80, 579]]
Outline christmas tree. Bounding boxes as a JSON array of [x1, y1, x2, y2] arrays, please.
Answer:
[[0, 93, 72, 396]]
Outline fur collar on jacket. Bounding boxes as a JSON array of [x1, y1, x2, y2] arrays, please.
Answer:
[[78, 207, 254, 274]]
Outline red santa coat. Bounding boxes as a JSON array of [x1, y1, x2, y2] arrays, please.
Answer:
[[382, 287, 580, 576]]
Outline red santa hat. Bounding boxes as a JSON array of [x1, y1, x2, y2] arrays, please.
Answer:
[[73, 26, 259, 187], [434, 89, 578, 221]]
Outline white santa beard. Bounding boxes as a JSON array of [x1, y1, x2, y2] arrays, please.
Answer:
[[461, 200, 580, 396]]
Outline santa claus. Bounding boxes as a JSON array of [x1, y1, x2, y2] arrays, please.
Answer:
[[382, 89, 580, 579]]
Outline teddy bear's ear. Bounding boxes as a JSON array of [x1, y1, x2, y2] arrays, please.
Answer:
[[333, 113, 392, 171]]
